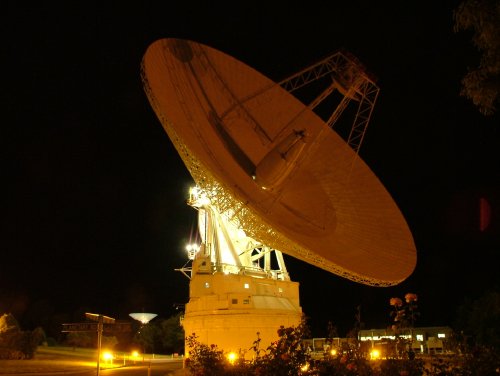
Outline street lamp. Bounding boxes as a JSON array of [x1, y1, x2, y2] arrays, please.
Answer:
[[85, 312, 115, 376]]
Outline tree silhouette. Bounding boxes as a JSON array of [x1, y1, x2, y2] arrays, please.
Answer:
[[454, 0, 500, 116]]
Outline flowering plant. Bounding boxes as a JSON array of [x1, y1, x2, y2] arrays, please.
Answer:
[[389, 293, 420, 342], [390, 297, 403, 307], [404, 293, 418, 303]]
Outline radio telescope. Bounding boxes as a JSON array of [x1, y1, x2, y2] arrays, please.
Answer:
[[129, 313, 157, 325], [141, 38, 416, 357]]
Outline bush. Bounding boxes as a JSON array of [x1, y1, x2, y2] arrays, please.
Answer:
[[251, 324, 309, 376], [183, 324, 500, 375], [0, 314, 44, 359], [185, 333, 226, 376], [377, 358, 424, 376], [460, 346, 500, 376]]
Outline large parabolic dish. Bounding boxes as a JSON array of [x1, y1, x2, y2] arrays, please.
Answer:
[[142, 38, 416, 286]]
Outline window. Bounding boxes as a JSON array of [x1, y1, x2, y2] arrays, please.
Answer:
[[243, 299, 250, 304], [278, 287, 283, 293], [244, 283, 250, 289], [232, 299, 238, 304], [416, 334, 424, 341], [438, 333, 445, 338]]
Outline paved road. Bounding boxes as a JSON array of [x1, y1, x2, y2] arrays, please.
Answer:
[[99, 360, 184, 376], [0, 359, 185, 376]]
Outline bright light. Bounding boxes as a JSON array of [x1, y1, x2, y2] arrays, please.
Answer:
[[189, 186, 199, 197], [131, 350, 139, 357], [102, 351, 114, 362], [370, 349, 380, 360], [186, 243, 200, 260], [330, 348, 337, 356], [300, 363, 309, 372], [199, 196, 210, 206], [189, 186, 210, 207], [227, 352, 237, 364], [186, 244, 200, 252]]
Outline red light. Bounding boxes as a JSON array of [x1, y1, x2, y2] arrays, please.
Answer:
[[479, 197, 491, 232]]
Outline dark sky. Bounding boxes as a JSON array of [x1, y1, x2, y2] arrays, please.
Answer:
[[3, 1, 499, 337]]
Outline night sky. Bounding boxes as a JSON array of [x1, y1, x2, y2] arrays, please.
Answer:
[[3, 1, 499, 337]]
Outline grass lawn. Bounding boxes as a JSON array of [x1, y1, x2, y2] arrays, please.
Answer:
[[0, 346, 128, 374]]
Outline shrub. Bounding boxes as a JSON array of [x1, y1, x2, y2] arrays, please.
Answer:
[[183, 322, 500, 375], [251, 323, 310, 376], [185, 333, 226, 376], [0, 313, 40, 359]]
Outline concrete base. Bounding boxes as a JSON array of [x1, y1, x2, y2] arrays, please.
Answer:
[[183, 272, 302, 360]]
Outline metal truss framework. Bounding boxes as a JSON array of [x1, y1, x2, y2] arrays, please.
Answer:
[[142, 50, 389, 287], [176, 186, 291, 282], [279, 50, 380, 157]]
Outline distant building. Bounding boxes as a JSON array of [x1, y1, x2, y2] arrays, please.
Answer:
[[302, 337, 355, 359], [302, 326, 455, 359], [358, 326, 454, 354]]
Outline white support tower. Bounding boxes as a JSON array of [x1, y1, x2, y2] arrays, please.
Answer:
[[178, 187, 302, 359]]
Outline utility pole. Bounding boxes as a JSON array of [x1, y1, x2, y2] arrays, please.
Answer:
[[97, 315, 103, 376], [85, 313, 116, 376]]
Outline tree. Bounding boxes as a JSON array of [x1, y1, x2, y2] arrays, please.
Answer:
[[0, 314, 19, 334], [65, 332, 94, 348], [102, 336, 118, 350], [134, 322, 160, 354], [325, 320, 339, 351], [454, 289, 500, 349], [159, 314, 184, 354], [453, 0, 500, 116], [346, 305, 364, 339], [0, 314, 42, 359], [0, 313, 22, 351]]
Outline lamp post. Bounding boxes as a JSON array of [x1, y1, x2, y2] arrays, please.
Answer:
[[85, 313, 115, 376]]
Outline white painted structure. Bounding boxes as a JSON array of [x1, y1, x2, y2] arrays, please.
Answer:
[[178, 187, 302, 359]]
